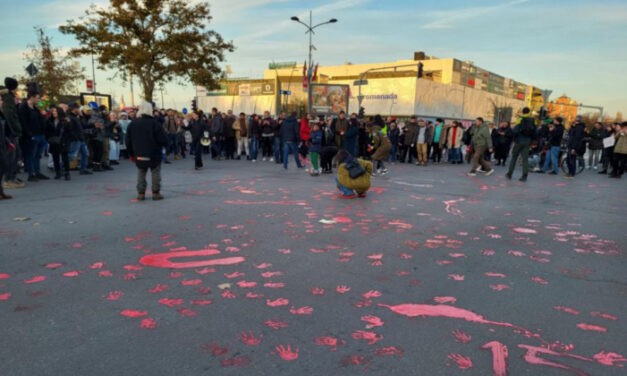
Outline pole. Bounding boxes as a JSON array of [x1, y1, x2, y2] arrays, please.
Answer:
[[307, 10, 313, 116], [130, 71, 135, 107], [91, 54, 97, 93]]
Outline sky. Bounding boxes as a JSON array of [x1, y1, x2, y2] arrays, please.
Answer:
[[0, 0, 625, 117]]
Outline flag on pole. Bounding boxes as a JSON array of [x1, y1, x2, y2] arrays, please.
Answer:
[[302, 61, 307, 77], [302, 61, 308, 89]]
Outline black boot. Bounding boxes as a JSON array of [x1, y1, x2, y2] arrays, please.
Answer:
[[519, 174, 527, 182], [64, 172, 71, 181]]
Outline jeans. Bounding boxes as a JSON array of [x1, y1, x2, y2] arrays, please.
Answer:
[[335, 177, 354, 196], [273, 137, 282, 163], [167, 133, 178, 156], [249, 138, 259, 160], [448, 147, 462, 163], [192, 141, 203, 168], [69, 141, 90, 171], [588, 149, 601, 167], [282, 141, 302, 169], [567, 152, 578, 176], [389, 144, 397, 162], [543, 146, 560, 173]]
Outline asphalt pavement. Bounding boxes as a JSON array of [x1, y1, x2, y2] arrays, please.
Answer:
[[0, 156, 625, 375]]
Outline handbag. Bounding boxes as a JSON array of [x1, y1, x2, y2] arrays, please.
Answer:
[[344, 159, 366, 179], [184, 130, 192, 144]]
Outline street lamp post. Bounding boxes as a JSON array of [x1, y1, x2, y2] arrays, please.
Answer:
[[290, 11, 337, 115]]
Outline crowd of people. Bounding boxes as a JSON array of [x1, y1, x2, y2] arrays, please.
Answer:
[[2, 74, 626, 201]]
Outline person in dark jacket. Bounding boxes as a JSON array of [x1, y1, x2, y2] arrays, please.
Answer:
[[540, 117, 565, 175], [506, 108, 536, 182], [0, 92, 13, 199], [1, 77, 24, 189], [279, 112, 302, 170], [260, 111, 275, 161], [248, 114, 261, 162], [387, 120, 400, 162], [598, 123, 616, 174], [126, 101, 168, 201], [309, 122, 323, 176], [45, 107, 71, 180], [183, 111, 207, 170], [342, 114, 359, 157], [587, 122, 603, 170], [492, 121, 513, 166], [67, 103, 92, 175], [18, 90, 49, 181], [223, 110, 236, 160], [210, 108, 223, 160], [565, 115, 586, 178]]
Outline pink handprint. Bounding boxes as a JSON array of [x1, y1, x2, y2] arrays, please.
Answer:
[[239, 331, 262, 346], [275, 345, 299, 361]]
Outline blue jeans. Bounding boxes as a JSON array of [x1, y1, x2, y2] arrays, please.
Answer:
[[543, 146, 560, 173], [30, 134, 47, 175], [249, 138, 259, 160], [282, 141, 302, 169], [273, 137, 282, 163], [335, 177, 355, 195], [167, 133, 178, 155], [69, 141, 90, 171], [389, 144, 397, 162], [448, 147, 462, 163]]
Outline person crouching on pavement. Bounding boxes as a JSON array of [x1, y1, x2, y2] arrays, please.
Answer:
[[334, 149, 373, 199], [125, 101, 168, 201]]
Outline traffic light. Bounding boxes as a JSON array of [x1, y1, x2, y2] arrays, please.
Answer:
[[191, 99, 197, 112], [417, 62, 424, 78], [359, 106, 365, 118]]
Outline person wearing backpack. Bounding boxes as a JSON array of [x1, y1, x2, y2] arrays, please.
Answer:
[[506, 107, 536, 182], [334, 149, 372, 199]]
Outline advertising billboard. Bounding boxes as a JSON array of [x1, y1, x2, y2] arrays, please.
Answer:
[[311, 84, 349, 116]]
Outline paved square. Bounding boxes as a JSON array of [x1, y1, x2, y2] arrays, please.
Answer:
[[0, 160, 625, 375]]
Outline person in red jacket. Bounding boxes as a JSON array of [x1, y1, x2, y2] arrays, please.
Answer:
[[299, 113, 312, 164]]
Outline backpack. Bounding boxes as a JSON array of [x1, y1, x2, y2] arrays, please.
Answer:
[[520, 117, 536, 138], [344, 158, 366, 179], [462, 126, 473, 145]]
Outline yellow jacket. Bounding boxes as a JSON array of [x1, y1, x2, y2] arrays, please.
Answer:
[[337, 159, 373, 194]]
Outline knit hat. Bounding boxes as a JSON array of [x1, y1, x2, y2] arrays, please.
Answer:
[[4, 77, 18, 91]]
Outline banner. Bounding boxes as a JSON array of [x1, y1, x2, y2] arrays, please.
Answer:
[[311, 84, 349, 116]]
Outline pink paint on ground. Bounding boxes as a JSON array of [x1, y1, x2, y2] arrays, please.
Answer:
[[513, 227, 538, 234], [362, 290, 382, 299], [120, 309, 148, 318], [148, 284, 169, 293], [443, 198, 465, 217], [361, 315, 384, 329], [98, 270, 113, 277], [448, 274, 465, 281], [352, 330, 383, 345], [388, 220, 412, 229], [266, 298, 289, 307], [576, 323, 607, 332], [341, 355, 371, 366], [275, 345, 299, 361], [264, 282, 285, 289], [102, 211, 113, 216], [449, 253, 466, 258], [310, 287, 325, 295], [245, 292, 263, 299], [518, 344, 590, 376], [62, 271, 81, 277], [289, 306, 313, 315], [531, 276, 549, 285], [264, 319, 288, 330], [448, 353, 473, 369], [89, 262, 104, 269], [24, 276, 46, 284], [45, 263, 64, 269], [375, 346, 404, 357], [336, 285, 351, 294], [485, 272, 507, 278], [553, 306, 580, 315], [225, 272, 244, 279], [433, 296, 457, 304], [508, 250, 526, 257], [236, 280, 257, 288], [239, 331, 262, 346], [177, 308, 197, 317], [333, 216, 352, 223], [489, 284, 511, 291], [221, 290, 236, 299], [593, 351, 627, 366], [195, 267, 215, 275], [105, 291, 124, 301], [158, 298, 184, 307], [0, 273, 10, 279], [482, 341, 509, 376], [225, 199, 307, 206], [314, 336, 341, 351], [254, 263, 272, 269], [140, 318, 156, 329], [0, 292, 11, 301], [261, 271, 283, 278], [220, 355, 251, 367], [590, 311, 618, 321], [139, 249, 245, 269], [451, 329, 471, 343]]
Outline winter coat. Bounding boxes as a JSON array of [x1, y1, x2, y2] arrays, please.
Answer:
[[18, 101, 44, 139], [210, 114, 224, 137], [402, 122, 417, 146], [163, 116, 177, 134], [334, 118, 348, 148], [1, 91, 21, 138], [446, 125, 464, 148], [310, 130, 322, 153], [223, 115, 235, 138], [300, 118, 311, 142], [261, 117, 274, 136], [337, 158, 373, 194], [342, 119, 359, 155], [125, 114, 168, 169], [233, 118, 247, 139], [412, 125, 432, 145], [512, 115, 536, 143], [0, 112, 7, 171], [470, 124, 493, 149], [614, 131, 627, 155], [249, 118, 261, 139], [388, 127, 400, 145], [186, 119, 207, 143], [492, 127, 513, 147], [587, 127, 603, 150], [370, 127, 391, 161], [567, 122, 586, 155], [279, 115, 300, 143], [44, 117, 71, 150], [547, 125, 564, 147]]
